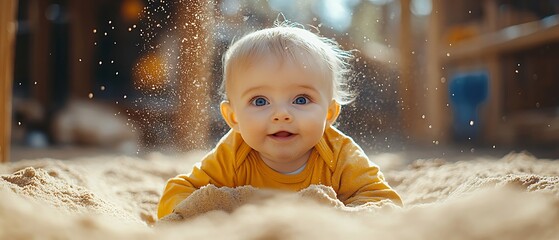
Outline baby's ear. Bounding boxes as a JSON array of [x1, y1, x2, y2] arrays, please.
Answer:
[[220, 101, 240, 132], [326, 100, 341, 125]]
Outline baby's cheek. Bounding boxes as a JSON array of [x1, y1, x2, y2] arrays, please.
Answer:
[[301, 109, 328, 122]]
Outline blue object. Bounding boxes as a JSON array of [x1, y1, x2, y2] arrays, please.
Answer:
[[449, 71, 489, 140], [25, 130, 49, 148]]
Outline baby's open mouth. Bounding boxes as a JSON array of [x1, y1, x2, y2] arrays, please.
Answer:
[[271, 131, 294, 137]]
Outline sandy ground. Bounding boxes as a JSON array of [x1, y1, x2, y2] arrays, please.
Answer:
[[1, 151, 558, 239]]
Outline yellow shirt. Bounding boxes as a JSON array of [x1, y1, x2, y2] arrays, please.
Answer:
[[157, 127, 402, 219]]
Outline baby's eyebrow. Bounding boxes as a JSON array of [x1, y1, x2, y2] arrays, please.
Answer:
[[296, 85, 320, 94], [241, 86, 264, 99]]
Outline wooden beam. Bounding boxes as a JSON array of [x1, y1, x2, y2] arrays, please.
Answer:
[[29, 0, 52, 105], [442, 19, 559, 63], [174, 0, 215, 150], [425, 0, 450, 143], [481, 0, 503, 144], [398, 0, 415, 138], [0, 0, 18, 162], [68, 0, 95, 99]]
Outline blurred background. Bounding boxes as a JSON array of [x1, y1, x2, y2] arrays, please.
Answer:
[[1, 0, 559, 162]]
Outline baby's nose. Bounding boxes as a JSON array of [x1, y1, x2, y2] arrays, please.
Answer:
[[272, 107, 292, 122], [273, 115, 291, 122]]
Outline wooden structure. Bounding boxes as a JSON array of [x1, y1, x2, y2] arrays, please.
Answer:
[[396, 0, 451, 144], [4, 0, 216, 156], [438, 0, 559, 145], [1, 0, 18, 163]]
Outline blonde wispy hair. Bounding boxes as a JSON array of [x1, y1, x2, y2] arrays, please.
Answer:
[[220, 21, 354, 105]]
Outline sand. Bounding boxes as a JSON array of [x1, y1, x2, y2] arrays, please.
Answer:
[[1, 151, 558, 239]]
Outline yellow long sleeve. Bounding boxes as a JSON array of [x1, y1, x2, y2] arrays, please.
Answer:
[[321, 127, 403, 206], [156, 131, 241, 219]]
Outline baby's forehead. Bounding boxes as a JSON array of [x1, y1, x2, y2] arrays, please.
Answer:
[[232, 48, 330, 76], [228, 56, 332, 93]]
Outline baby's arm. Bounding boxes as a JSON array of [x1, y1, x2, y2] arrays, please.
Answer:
[[335, 146, 403, 207], [157, 153, 235, 219]]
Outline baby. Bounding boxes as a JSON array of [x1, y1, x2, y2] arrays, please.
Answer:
[[157, 23, 402, 219]]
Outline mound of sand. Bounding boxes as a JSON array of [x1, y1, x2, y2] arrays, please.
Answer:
[[1, 152, 558, 239]]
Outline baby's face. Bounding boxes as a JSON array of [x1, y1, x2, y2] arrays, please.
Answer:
[[223, 57, 337, 172]]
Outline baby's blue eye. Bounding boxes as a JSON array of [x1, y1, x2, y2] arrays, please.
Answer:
[[293, 96, 309, 105], [252, 97, 268, 106]]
